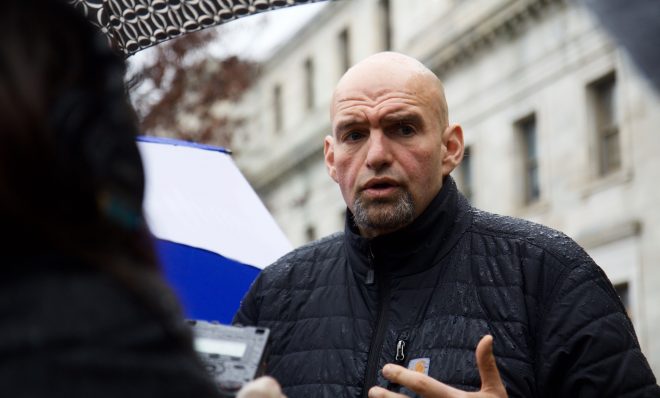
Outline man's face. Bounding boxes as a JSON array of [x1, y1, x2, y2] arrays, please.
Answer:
[[325, 68, 449, 237]]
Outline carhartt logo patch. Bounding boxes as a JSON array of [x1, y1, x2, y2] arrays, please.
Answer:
[[408, 358, 430, 375]]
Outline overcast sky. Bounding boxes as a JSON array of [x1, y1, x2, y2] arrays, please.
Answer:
[[208, 2, 328, 60]]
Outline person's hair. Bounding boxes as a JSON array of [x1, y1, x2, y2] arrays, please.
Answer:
[[0, 0, 158, 274]]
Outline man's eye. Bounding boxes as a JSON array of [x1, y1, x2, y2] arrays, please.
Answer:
[[396, 124, 416, 136], [345, 131, 364, 141]]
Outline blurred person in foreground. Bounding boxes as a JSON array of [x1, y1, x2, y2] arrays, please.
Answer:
[[235, 52, 659, 397], [0, 1, 283, 397]]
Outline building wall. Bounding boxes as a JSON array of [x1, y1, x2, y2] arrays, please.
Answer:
[[234, 0, 660, 373]]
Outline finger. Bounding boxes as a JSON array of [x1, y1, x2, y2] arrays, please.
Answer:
[[368, 386, 409, 398], [380, 364, 463, 397], [236, 376, 285, 398], [475, 335, 506, 395]]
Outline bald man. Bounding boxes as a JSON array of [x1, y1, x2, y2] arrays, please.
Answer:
[[234, 52, 658, 398]]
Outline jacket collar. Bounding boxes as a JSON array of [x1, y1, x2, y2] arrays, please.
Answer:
[[344, 176, 471, 280]]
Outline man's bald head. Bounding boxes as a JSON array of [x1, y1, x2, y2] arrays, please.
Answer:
[[325, 51, 464, 237], [331, 52, 449, 129]]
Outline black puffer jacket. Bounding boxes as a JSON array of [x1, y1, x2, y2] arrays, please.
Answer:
[[235, 177, 659, 397]]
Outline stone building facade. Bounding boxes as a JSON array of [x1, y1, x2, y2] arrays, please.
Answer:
[[234, 0, 660, 373]]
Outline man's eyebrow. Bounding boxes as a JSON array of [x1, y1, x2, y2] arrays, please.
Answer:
[[334, 119, 367, 132], [381, 112, 424, 126]]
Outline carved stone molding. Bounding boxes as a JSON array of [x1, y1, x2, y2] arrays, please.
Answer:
[[423, 0, 565, 76]]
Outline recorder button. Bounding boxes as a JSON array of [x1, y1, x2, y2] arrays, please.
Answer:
[[218, 380, 243, 393]]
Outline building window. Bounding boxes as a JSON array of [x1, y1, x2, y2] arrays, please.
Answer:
[[589, 72, 620, 176], [379, 0, 392, 51], [614, 281, 631, 319], [304, 57, 315, 110], [273, 84, 283, 133], [516, 114, 540, 204], [458, 145, 473, 202], [305, 225, 317, 242], [338, 28, 351, 73]]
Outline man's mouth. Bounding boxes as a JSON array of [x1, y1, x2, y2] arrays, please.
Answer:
[[361, 178, 400, 198], [370, 182, 394, 189]]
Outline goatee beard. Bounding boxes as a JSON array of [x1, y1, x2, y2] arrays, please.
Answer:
[[352, 189, 415, 233]]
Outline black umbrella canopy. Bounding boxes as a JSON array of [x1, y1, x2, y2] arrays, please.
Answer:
[[69, 0, 326, 56]]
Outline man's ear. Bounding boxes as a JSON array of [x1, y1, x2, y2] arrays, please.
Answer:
[[324, 135, 339, 183], [441, 123, 464, 176]]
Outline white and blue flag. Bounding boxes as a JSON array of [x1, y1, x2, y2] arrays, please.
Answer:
[[137, 137, 292, 324]]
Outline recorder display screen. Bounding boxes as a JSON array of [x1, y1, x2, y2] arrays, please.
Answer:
[[194, 337, 247, 358]]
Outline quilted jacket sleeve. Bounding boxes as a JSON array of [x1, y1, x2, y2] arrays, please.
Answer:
[[233, 273, 262, 327], [537, 261, 659, 397]]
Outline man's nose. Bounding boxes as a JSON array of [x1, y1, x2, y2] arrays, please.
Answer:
[[365, 131, 393, 171]]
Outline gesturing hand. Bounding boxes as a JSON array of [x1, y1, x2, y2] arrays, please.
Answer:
[[368, 335, 507, 398], [236, 376, 287, 398]]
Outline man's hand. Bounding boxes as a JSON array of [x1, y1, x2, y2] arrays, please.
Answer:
[[368, 335, 507, 398], [236, 376, 287, 398]]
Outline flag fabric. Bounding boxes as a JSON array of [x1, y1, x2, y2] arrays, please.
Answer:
[[137, 136, 292, 323]]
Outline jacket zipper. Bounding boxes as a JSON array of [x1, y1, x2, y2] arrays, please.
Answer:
[[362, 247, 390, 398], [395, 331, 408, 365], [387, 331, 409, 392]]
